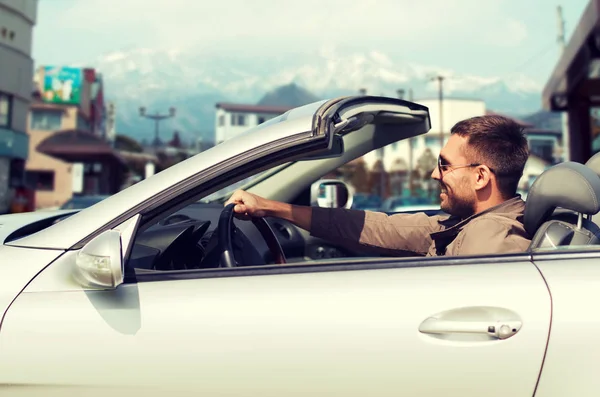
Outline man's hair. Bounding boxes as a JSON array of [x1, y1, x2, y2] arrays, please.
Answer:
[[451, 114, 529, 199]]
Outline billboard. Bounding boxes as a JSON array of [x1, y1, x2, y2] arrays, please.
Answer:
[[41, 66, 83, 105]]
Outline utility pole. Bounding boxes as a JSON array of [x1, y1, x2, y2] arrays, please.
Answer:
[[139, 106, 176, 151], [399, 88, 415, 196], [431, 75, 445, 149], [408, 88, 416, 196], [557, 5, 570, 162]]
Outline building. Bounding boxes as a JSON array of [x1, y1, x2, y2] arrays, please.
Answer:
[[25, 66, 127, 209], [0, 0, 38, 213], [542, 0, 600, 163], [214, 103, 292, 144]]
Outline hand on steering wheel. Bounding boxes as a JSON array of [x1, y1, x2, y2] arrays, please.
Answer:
[[218, 203, 286, 267]]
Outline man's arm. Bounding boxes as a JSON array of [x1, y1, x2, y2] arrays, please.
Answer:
[[225, 190, 444, 255], [310, 206, 443, 255]]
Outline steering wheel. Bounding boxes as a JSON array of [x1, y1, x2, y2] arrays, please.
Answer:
[[218, 203, 286, 267]]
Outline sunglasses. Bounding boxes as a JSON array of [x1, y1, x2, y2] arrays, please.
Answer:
[[438, 155, 496, 175]]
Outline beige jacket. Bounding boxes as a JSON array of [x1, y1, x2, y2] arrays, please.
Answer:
[[310, 196, 531, 257]]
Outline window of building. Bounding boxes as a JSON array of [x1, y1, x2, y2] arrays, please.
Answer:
[[218, 115, 225, 126], [529, 138, 555, 162], [391, 142, 398, 151], [230, 113, 246, 126], [25, 171, 55, 191], [424, 136, 447, 148], [410, 138, 418, 149], [257, 116, 266, 124], [30, 109, 62, 131], [0, 93, 11, 128], [425, 136, 439, 147], [8, 31, 14, 40]]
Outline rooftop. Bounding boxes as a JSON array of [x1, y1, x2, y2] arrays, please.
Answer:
[[485, 110, 534, 127], [215, 103, 294, 114]]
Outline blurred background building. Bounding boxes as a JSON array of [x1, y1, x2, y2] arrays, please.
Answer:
[[0, 0, 38, 213]]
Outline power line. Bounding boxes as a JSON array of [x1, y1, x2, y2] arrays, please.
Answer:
[[503, 42, 557, 77]]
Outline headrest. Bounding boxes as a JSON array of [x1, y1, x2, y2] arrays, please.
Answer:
[[524, 161, 600, 235], [585, 152, 600, 176]]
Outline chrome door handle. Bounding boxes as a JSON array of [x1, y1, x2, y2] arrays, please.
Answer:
[[419, 317, 522, 340]]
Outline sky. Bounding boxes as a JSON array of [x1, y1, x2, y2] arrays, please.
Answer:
[[32, 0, 590, 88]]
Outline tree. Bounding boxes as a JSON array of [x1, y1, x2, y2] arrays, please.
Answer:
[[416, 148, 436, 177], [115, 134, 143, 153], [169, 130, 182, 148], [416, 148, 438, 201], [349, 160, 370, 194]]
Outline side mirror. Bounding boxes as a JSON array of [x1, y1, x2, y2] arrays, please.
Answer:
[[310, 179, 354, 209], [74, 230, 123, 289]]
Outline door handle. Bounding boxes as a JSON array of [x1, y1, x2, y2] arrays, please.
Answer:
[[419, 317, 522, 340]]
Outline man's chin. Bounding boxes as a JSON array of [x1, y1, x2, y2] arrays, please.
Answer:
[[440, 201, 451, 214]]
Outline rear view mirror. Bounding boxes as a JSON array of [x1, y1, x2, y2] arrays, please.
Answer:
[[310, 179, 354, 209], [73, 230, 123, 289]]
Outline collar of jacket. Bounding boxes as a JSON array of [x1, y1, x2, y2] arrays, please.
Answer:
[[429, 195, 525, 254]]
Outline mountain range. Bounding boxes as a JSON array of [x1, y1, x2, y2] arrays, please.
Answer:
[[81, 47, 553, 144]]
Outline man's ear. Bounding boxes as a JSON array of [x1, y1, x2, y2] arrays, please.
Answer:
[[473, 166, 493, 191]]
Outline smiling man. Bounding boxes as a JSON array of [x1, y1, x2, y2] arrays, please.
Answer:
[[225, 115, 531, 257]]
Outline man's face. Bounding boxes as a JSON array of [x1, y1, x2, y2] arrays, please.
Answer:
[[430, 134, 478, 218]]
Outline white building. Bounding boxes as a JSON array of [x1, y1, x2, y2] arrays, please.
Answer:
[[214, 103, 292, 145], [0, 0, 38, 213]]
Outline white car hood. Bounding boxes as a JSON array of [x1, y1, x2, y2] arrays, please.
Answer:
[[0, 243, 67, 328], [0, 210, 77, 245]]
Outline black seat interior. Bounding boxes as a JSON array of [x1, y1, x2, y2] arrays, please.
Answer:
[[524, 161, 600, 251]]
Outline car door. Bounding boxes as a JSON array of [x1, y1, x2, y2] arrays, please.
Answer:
[[0, 252, 550, 396], [531, 252, 600, 397]]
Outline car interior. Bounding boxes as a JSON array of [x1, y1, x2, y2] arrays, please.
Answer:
[[121, 150, 600, 277]]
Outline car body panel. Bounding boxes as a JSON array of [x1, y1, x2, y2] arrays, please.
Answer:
[[0, 245, 65, 326], [0, 210, 76, 243], [0, 256, 550, 396], [533, 254, 600, 397]]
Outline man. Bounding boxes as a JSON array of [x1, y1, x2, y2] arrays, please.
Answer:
[[225, 115, 531, 257]]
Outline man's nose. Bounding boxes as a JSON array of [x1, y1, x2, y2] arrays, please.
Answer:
[[431, 167, 440, 181]]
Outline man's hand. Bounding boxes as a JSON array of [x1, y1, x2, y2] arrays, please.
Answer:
[[224, 190, 269, 220], [224, 190, 313, 231]]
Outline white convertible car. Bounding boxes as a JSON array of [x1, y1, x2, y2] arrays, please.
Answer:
[[1, 96, 599, 396]]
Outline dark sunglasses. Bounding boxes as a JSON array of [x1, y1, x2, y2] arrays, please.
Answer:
[[438, 155, 496, 175]]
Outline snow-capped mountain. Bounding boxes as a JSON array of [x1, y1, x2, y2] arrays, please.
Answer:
[[83, 47, 544, 144]]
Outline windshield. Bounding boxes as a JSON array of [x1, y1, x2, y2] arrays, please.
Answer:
[[200, 165, 287, 203]]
